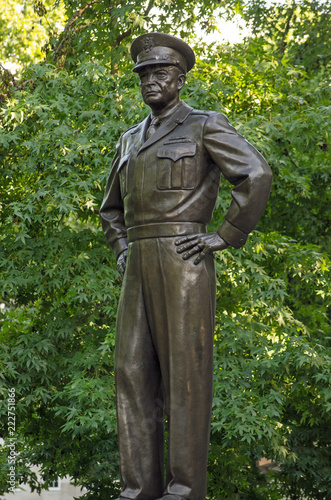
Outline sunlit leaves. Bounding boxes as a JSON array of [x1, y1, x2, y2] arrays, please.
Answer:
[[0, 0, 66, 74]]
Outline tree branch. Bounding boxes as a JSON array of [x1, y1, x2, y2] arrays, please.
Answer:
[[279, 2, 296, 57], [115, 0, 155, 46], [52, 0, 100, 61], [284, 147, 300, 170]]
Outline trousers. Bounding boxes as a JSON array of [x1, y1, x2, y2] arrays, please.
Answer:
[[115, 236, 216, 500]]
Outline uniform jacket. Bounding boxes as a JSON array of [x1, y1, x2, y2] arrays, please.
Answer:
[[100, 101, 272, 258]]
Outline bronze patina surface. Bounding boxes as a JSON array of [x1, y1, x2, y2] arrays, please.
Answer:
[[100, 32, 272, 500]]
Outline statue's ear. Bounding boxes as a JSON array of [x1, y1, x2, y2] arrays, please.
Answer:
[[177, 74, 186, 91]]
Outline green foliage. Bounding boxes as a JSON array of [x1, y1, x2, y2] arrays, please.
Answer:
[[208, 234, 331, 498], [0, 61, 134, 497], [0, 1, 330, 499], [0, 0, 66, 73]]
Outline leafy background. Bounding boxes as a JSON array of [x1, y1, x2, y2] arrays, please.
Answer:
[[0, 1, 330, 499]]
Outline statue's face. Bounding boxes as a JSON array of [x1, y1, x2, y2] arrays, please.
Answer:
[[138, 64, 185, 110]]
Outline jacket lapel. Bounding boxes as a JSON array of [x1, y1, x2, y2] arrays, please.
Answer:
[[137, 101, 193, 154], [129, 115, 151, 152]]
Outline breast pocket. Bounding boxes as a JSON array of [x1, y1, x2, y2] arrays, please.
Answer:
[[117, 153, 131, 198], [156, 143, 197, 190]]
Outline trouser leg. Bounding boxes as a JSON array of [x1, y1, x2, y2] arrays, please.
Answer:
[[115, 242, 164, 500], [141, 237, 216, 500]]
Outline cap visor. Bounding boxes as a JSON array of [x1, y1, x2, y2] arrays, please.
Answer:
[[133, 60, 178, 73]]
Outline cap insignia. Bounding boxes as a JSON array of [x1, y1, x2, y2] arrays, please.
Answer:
[[142, 36, 155, 53]]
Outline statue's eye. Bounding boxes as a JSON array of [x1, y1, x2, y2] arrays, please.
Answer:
[[155, 71, 168, 79]]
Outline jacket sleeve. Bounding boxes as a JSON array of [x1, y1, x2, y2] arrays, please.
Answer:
[[99, 137, 128, 259], [203, 113, 272, 248]]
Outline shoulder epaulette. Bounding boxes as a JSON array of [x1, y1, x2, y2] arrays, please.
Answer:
[[189, 109, 216, 116]]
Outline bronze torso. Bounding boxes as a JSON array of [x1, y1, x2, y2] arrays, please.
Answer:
[[101, 101, 272, 255]]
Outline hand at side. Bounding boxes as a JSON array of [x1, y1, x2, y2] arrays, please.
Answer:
[[117, 249, 128, 278]]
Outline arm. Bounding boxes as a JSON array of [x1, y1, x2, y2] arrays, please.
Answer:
[[204, 112, 272, 247], [176, 113, 272, 262], [100, 137, 128, 268]]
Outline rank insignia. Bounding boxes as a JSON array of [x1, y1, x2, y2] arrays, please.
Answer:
[[142, 36, 155, 53]]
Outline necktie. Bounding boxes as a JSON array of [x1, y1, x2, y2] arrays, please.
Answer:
[[146, 117, 160, 140]]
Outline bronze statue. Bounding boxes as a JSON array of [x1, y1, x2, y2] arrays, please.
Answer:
[[100, 32, 272, 500]]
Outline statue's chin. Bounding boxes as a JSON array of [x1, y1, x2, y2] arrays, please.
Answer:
[[145, 98, 159, 106], [143, 94, 163, 107]]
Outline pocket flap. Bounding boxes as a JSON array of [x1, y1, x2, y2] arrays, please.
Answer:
[[157, 143, 196, 162], [117, 153, 131, 173]]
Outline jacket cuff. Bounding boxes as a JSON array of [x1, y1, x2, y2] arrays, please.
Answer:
[[112, 237, 128, 260], [217, 219, 248, 249]]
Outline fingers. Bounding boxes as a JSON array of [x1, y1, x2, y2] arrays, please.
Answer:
[[175, 235, 208, 262], [117, 251, 127, 278], [194, 250, 206, 265], [176, 239, 201, 254], [175, 232, 227, 264], [181, 244, 205, 261], [175, 234, 198, 251], [117, 260, 126, 278]]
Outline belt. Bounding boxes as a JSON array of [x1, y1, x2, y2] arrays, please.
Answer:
[[127, 222, 207, 243]]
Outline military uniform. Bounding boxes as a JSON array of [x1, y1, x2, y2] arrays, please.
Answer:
[[100, 33, 272, 500]]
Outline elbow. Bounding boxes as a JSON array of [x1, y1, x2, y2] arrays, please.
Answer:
[[263, 163, 273, 191], [255, 160, 273, 190]]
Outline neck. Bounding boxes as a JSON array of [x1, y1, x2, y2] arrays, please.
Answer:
[[150, 97, 180, 117]]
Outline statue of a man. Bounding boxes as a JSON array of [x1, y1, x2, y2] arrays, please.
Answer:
[[100, 32, 272, 500]]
